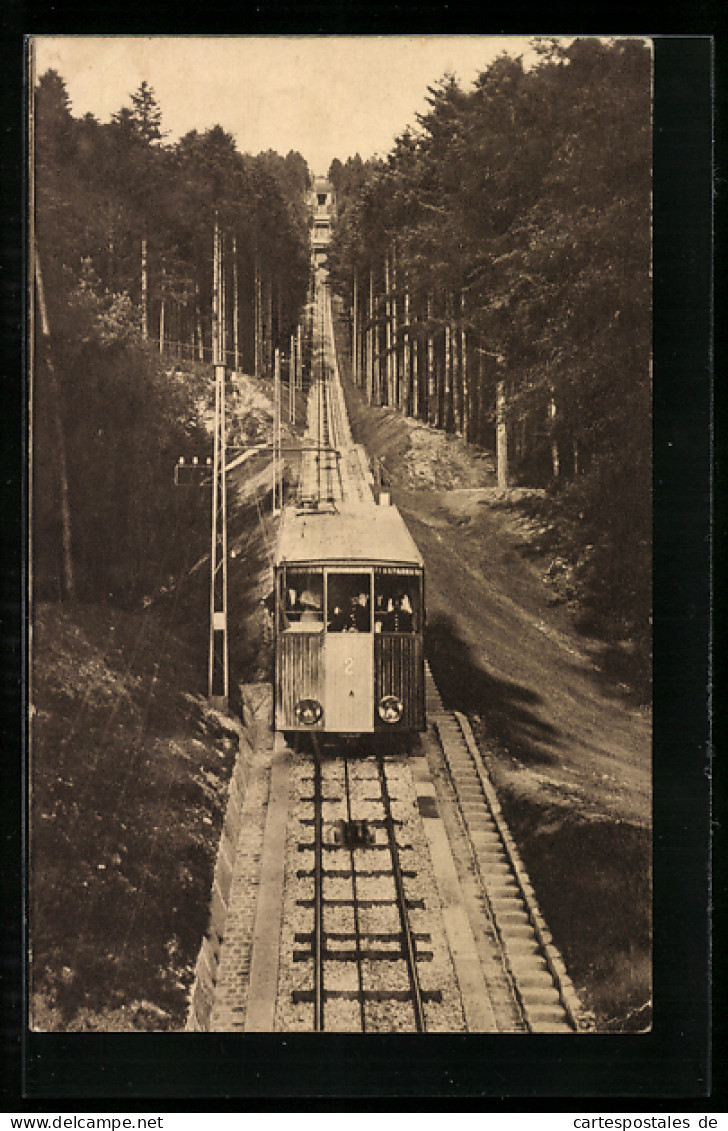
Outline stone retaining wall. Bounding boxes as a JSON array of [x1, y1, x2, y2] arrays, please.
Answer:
[[185, 685, 271, 1031]]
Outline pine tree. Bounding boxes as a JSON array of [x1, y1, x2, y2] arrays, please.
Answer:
[[129, 80, 165, 144]]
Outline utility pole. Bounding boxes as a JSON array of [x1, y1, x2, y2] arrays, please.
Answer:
[[35, 243, 75, 600], [273, 347, 282, 513], [297, 321, 303, 392], [368, 268, 374, 404], [209, 216, 229, 708], [352, 267, 358, 385], [290, 333, 296, 425]]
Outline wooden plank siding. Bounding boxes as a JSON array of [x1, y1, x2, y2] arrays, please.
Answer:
[[276, 632, 324, 730], [374, 634, 425, 731]]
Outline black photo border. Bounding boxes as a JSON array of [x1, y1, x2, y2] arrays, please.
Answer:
[[1, 13, 717, 1108]]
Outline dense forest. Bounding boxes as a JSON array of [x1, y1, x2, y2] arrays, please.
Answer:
[[34, 39, 652, 654], [327, 37, 652, 649], [33, 72, 311, 606]]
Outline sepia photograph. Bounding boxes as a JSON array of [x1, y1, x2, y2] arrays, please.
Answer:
[[29, 34, 654, 1040]]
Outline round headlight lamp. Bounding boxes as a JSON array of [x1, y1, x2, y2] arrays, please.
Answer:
[[378, 695, 404, 724], [295, 698, 323, 726]]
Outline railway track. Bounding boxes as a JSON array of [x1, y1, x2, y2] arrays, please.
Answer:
[[291, 741, 441, 1032], [299, 281, 373, 509]]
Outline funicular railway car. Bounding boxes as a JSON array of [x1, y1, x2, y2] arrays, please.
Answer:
[[273, 501, 425, 736]]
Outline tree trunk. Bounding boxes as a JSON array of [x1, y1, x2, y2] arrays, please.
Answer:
[[265, 273, 273, 375], [232, 235, 239, 373], [375, 279, 383, 406], [159, 263, 166, 354], [444, 296, 454, 431], [254, 248, 261, 379], [475, 347, 484, 447], [496, 379, 509, 489], [549, 395, 560, 479], [436, 319, 444, 430], [367, 268, 374, 403], [460, 291, 469, 441], [426, 293, 435, 426], [391, 243, 399, 408], [403, 284, 411, 416], [195, 281, 204, 361], [141, 238, 148, 341], [412, 311, 420, 419], [384, 253, 392, 405], [35, 246, 75, 599]]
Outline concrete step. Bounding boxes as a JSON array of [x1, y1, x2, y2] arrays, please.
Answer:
[[487, 883, 522, 898], [472, 838, 506, 852], [458, 790, 486, 803], [469, 832, 498, 844], [493, 909, 531, 926], [496, 923, 537, 940], [508, 958, 551, 979], [524, 1005, 571, 1025], [519, 986, 564, 1005], [503, 938, 543, 957], [478, 863, 513, 879]]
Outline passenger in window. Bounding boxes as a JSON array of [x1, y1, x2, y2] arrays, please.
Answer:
[[383, 594, 413, 633], [328, 604, 347, 633], [347, 592, 370, 633], [299, 589, 323, 628], [287, 588, 322, 631]]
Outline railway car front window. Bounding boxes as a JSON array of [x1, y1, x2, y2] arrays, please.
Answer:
[[374, 571, 420, 633], [282, 570, 323, 631], [327, 572, 372, 633]]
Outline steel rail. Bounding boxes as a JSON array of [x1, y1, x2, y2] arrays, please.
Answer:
[[312, 736, 325, 1031], [376, 754, 427, 1032], [343, 754, 368, 1031]]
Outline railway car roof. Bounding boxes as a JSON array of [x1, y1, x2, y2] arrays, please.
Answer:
[[275, 503, 423, 568]]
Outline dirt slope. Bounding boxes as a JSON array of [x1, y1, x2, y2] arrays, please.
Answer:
[[402, 489, 651, 825]]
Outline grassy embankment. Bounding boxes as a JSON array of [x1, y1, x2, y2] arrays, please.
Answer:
[[30, 367, 299, 1031]]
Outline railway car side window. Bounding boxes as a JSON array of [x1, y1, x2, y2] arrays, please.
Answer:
[[374, 571, 420, 633], [326, 572, 372, 633], [282, 570, 323, 631]]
